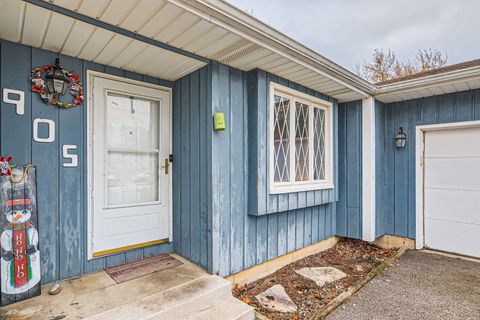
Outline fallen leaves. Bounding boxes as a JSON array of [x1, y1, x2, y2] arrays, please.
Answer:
[[232, 239, 395, 320]]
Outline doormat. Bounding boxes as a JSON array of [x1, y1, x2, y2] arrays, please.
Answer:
[[105, 254, 183, 284]]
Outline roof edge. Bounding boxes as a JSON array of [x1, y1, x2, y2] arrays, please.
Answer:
[[175, 0, 376, 96], [376, 65, 480, 97]]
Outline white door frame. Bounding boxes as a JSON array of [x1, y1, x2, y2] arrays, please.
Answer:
[[415, 120, 480, 250], [86, 70, 173, 259]]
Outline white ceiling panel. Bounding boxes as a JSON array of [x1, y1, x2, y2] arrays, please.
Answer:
[[61, 21, 96, 57], [197, 33, 242, 58], [77, 27, 114, 61], [155, 12, 200, 44], [77, 0, 110, 20], [125, 46, 165, 71], [42, 13, 74, 53], [170, 20, 215, 49], [183, 26, 228, 55], [50, 0, 81, 11], [94, 34, 132, 65], [0, 0, 25, 43], [109, 40, 148, 69], [100, 0, 139, 26], [21, 4, 51, 48], [118, 0, 166, 32], [138, 2, 183, 38], [228, 48, 272, 69]]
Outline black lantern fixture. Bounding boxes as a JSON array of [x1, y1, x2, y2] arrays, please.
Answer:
[[45, 57, 69, 98], [395, 127, 407, 148]]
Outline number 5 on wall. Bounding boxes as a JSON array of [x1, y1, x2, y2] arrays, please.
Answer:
[[62, 145, 78, 168]]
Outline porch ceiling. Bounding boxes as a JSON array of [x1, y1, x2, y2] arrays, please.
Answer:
[[0, 0, 374, 101]]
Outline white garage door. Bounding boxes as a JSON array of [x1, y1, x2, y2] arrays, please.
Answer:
[[424, 127, 480, 258]]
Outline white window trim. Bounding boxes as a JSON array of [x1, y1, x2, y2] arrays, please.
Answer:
[[269, 82, 334, 194]]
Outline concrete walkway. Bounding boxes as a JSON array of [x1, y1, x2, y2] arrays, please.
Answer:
[[328, 250, 480, 320], [0, 254, 253, 320]]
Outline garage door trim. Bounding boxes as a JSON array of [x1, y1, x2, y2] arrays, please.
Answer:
[[415, 120, 480, 251]]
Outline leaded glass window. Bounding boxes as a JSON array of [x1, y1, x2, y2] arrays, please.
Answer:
[[313, 107, 326, 180], [295, 102, 309, 181], [273, 95, 290, 183], [269, 82, 333, 194]]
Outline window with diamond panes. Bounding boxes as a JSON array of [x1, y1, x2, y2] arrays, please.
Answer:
[[273, 95, 290, 183], [313, 107, 326, 180], [270, 83, 333, 194], [295, 102, 309, 181]]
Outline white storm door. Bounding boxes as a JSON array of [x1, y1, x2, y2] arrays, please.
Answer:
[[91, 76, 171, 257], [424, 127, 480, 258]]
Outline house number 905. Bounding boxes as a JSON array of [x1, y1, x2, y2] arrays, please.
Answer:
[[3, 88, 79, 168]]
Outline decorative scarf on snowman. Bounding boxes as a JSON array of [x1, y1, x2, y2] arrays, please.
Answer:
[[0, 178, 40, 295]]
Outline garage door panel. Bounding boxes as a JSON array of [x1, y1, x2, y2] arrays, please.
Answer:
[[424, 126, 480, 259], [425, 218, 480, 258], [425, 127, 480, 157], [424, 157, 480, 190], [424, 188, 480, 224]]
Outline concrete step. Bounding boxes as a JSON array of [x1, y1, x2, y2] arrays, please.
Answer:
[[186, 296, 254, 320], [85, 274, 253, 320]]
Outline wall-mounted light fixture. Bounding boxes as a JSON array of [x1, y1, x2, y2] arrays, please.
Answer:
[[45, 58, 69, 99], [395, 127, 407, 148]]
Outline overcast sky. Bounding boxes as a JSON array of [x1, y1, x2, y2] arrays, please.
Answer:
[[228, 0, 480, 73]]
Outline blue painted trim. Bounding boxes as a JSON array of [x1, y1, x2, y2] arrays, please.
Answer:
[[336, 100, 362, 239], [23, 0, 210, 64]]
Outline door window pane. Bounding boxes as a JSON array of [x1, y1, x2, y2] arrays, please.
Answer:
[[106, 93, 159, 150], [105, 92, 160, 206], [273, 95, 290, 182], [106, 151, 159, 206], [295, 102, 309, 181]]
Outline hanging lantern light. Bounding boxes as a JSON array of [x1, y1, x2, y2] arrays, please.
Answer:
[[45, 58, 69, 98], [395, 127, 407, 148]]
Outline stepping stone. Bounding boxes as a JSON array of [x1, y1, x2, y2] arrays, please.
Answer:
[[295, 267, 347, 287], [255, 284, 297, 313]]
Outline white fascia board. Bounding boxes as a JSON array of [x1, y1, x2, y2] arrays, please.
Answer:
[[168, 0, 375, 98], [362, 97, 376, 242], [375, 66, 480, 102]]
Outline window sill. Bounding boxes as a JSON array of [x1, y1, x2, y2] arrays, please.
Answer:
[[269, 183, 334, 195]]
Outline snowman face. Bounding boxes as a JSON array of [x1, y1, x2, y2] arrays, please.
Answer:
[[5, 209, 31, 224]]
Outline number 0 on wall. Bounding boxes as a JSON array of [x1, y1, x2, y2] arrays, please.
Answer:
[[33, 118, 55, 143]]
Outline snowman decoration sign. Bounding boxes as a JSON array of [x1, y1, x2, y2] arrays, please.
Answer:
[[0, 165, 41, 304], [1, 198, 40, 294]]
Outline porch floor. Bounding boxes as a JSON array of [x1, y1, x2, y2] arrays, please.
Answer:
[[0, 254, 253, 320]]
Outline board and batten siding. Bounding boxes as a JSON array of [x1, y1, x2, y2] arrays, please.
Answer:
[[375, 90, 480, 239], [172, 65, 212, 272], [210, 63, 337, 277], [247, 70, 338, 216], [337, 100, 362, 239], [0, 40, 173, 284]]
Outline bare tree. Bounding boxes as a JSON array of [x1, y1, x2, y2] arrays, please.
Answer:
[[416, 49, 448, 72], [357, 48, 448, 83]]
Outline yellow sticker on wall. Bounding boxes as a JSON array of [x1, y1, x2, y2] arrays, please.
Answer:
[[213, 112, 225, 131]]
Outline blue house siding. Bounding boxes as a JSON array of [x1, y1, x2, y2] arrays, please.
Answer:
[[375, 90, 480, 239], [210, 62, 337, 277], [0, 40, 173, 284], [337, 100, 362, 239], [172, 65, 212, 272], [247, 70, 338, 217]]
